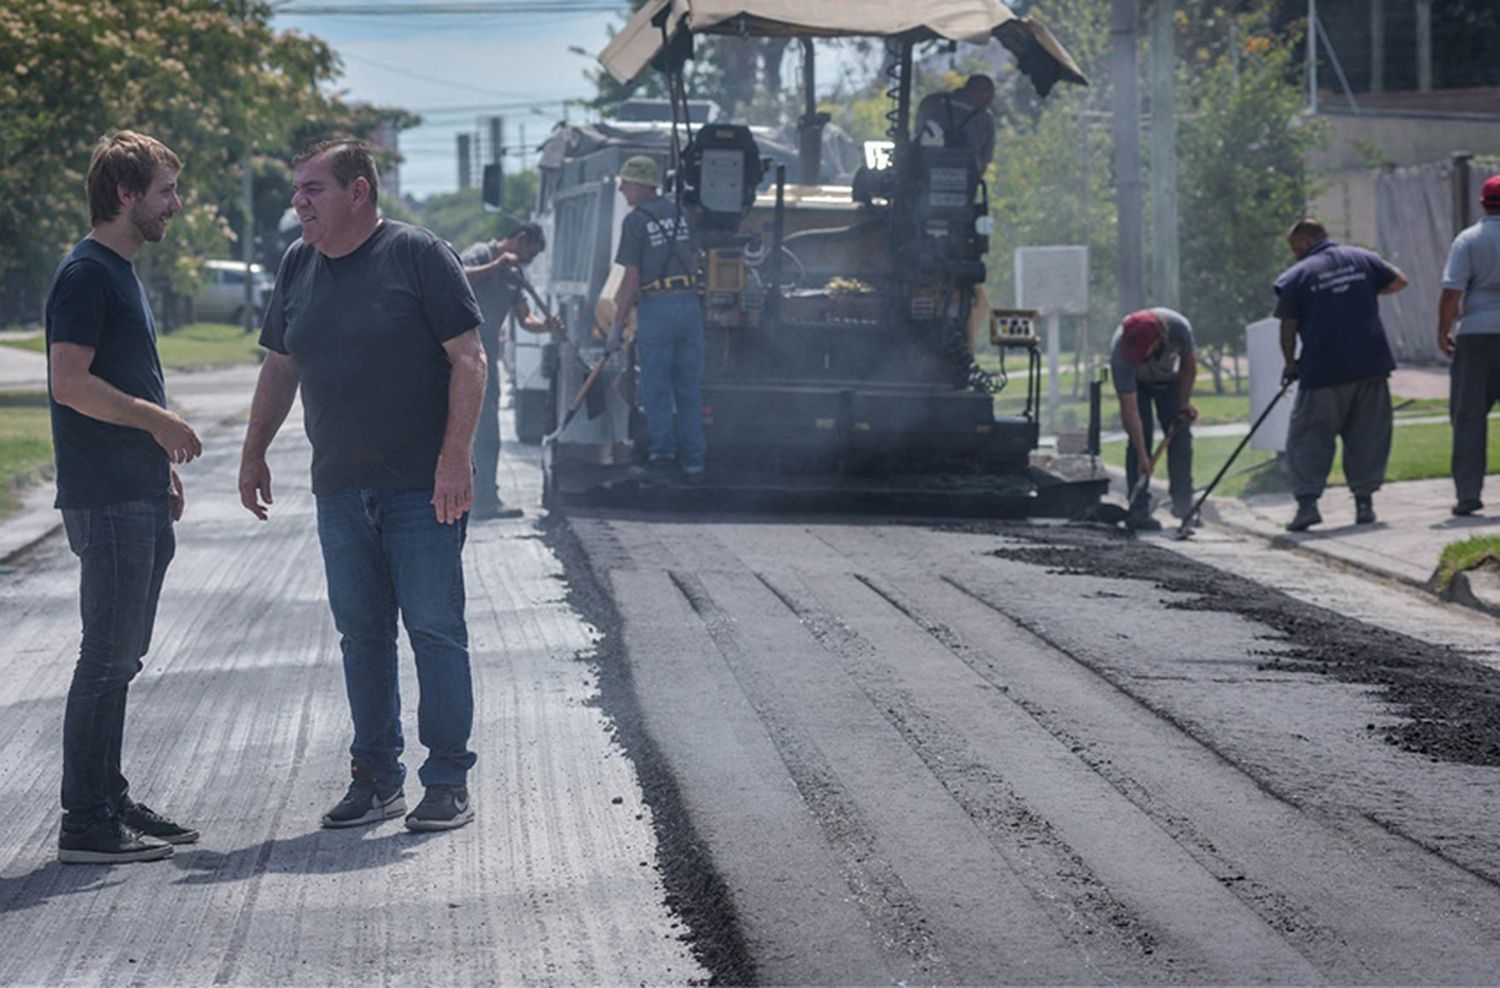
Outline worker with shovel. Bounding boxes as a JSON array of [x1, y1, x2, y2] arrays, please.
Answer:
[[1111, 308, 1199, 531], [606, 154, 706, 483]]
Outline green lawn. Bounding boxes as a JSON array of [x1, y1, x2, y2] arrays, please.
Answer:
[[1, 322, 260, 370], [986, 359, 1446, 432], [0, 392, 53, 514], [1434, 535, 1500, 592], [1101, 419, 1500, 499]]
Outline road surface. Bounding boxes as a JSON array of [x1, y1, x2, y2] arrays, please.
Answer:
[[3, 379, 1500, 983]]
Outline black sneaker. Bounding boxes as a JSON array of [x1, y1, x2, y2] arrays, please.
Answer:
[[405, 785, 474, 832], [1286, 498, 1322, 532], [58, 817, 173, 865], [321, 766, 405, 829], [1454, 498, 1484, 517], [1126, 513, 1163, 532], [1354, 495, 1376, 525], [120, 798, 199, 845]]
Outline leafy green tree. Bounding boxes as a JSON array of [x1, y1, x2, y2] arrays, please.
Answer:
[[416, 172, 540, 250], [0, 0, 412, 327], [1176, 5, 1324, 390]]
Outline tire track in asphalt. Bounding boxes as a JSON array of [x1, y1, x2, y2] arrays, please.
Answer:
[[664, 567, 956, 985]]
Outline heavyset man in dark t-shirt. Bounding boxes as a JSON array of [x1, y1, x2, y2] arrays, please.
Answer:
[[1275, 218, 1409, 532], [46, 131, 204, 864], [238, 140, 489, 833]]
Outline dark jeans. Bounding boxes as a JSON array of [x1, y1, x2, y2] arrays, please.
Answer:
[[636, 292, 706, 471], [473, 325, 503, 510], [1123, 381, 1194, 515], [1450, 334, 1500, 502], [60, 497, 174, 825], [314, 487, 475, 788]]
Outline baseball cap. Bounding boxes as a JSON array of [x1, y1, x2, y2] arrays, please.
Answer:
[[1120, 310, 1162, 366], [1482, 175, 1500, 208], [619, 155, 660, 188]]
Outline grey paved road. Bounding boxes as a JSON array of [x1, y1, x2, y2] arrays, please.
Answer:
[[0, 396, 705, 986]]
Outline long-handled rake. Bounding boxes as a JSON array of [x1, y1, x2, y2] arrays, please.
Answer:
[[1170, 379, 1294, 541]]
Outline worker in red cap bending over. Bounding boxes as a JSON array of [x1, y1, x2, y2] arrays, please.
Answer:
[[1109, 308, 1199, 531]]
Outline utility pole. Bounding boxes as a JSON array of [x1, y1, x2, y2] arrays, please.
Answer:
[[1369, 0, 1384, 93], [1149, 0, 1179, 310], [1415, 0, 1433, 92], [457, 133, 473, 189], [488, 116, 504, 203], [241, 159, 255, 334], [1307, 0, 1318, 113], [1112, 0, 1145, 314]]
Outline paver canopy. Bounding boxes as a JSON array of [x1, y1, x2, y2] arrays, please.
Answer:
[[598, 0, 1087, 96]]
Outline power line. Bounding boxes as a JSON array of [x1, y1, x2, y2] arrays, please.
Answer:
[[337, 49, 543, 98], [280, 2, 623, 14]]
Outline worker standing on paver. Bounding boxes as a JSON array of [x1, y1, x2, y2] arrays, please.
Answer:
[[238, 139, 487, 833], [606, 155, 706, 481], [46, 131, 203, 864], [1111, 308, 1198, 531], [914, 74, 997, 170], [1275, 218, 1409, 532], [460, 222, 562, 519], [1438, 175, 1500, 517]]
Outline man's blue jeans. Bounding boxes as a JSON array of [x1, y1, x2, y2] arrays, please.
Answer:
[[1123, 380, 1194, 516], [60, 497, 174, 825], [314, 487, 475, 788], [636, 292, 707, 472]]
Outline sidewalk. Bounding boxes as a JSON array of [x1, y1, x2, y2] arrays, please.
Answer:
[[1203, 477, 1500, 608]]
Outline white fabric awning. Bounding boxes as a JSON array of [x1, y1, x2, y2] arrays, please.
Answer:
[[599, 0, 1086, 95]]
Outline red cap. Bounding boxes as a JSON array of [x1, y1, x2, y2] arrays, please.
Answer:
[[1483, 175, 1500, 209], [1120, 310, 1162, 365]]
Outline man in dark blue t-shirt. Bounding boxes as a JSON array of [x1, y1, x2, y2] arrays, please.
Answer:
[[1274, 218, 1408, 531], [239, 139, 487, 834], [46, 131, 204, 865]]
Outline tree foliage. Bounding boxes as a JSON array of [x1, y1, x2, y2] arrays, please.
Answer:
[[0, 0, 412, 326], [415, 172, 541, 251]]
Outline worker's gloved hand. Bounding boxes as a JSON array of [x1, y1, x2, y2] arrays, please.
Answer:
[[605, 323, 625, 353], [1281, 360, 1300, 385]]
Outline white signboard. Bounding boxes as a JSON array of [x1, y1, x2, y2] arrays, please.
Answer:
[[1014, 246, 1089, 316], [1246, 317, 1297, 452]]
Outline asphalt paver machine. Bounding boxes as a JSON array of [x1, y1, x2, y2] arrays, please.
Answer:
[[539, 0, 1107, 516]]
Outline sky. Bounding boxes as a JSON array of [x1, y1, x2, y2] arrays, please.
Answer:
[[270, 3, 626, 200]]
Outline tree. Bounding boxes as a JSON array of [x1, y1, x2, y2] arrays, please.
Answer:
[[1176, 5, 1324, 391], [416, 172, 541, 250], [0, 0, 412, 327]]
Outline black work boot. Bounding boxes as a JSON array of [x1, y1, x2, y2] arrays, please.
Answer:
[[1453, 498, 1484, 517], [1354, 495, 1376, 525], [1286, 496, 1322, 532]]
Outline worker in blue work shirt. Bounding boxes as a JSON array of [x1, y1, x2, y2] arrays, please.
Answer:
[[1275, 218, 1409, 532], [606, 154, 706, 482]]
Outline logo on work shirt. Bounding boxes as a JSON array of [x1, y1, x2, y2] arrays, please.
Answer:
[[1311, 264, 1367, 296], [643, 213, 691, 249]]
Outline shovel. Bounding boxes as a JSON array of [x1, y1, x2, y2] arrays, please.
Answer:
[[1169, 379, 1293, 541], [1077, 417, 1181, 528], [544, 351, 611, 445]]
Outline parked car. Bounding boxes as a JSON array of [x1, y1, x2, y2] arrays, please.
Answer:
[[193, 259, 271, 325]]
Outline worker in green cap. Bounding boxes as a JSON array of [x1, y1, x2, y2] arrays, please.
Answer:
[[607, 154, 706, 481]]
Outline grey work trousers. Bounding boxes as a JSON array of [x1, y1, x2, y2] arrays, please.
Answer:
[[1286, 375, 1392, 500], [1450, 334, 1500, 502]]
